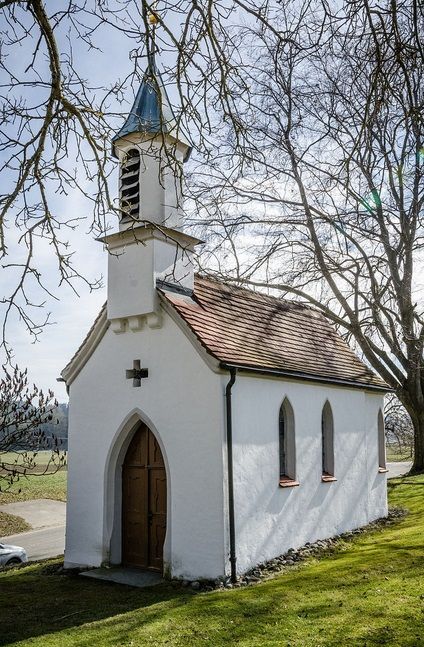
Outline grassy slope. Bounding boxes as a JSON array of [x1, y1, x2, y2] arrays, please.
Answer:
[[1, 476, 423, 647], [0, 511, 31, 536]]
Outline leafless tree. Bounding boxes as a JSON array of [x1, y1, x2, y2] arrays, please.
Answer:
[[0, 0, 291, 480], [2, 1, 424, 473], [0, 365, 65, 490], [385, 394, 414, 459], [0, 0, 267, 352], [188, 1, 424, 473]]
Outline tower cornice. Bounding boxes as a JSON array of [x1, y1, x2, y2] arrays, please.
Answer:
[[97, 221, 203, 252]]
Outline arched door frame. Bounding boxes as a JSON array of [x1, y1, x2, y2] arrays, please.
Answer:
[[102, 409, 171, 572]]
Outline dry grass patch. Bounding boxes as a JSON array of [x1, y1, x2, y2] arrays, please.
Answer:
[[0, 511, 31, 537]]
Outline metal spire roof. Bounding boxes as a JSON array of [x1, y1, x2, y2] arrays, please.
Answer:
[[112, 65, 191, 159]]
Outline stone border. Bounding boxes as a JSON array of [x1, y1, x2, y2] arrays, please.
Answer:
[[180, 507, 408, 592]]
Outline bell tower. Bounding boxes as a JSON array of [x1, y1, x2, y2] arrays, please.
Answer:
[[111, 64, 192, 231], [100, 55, 201, 333]]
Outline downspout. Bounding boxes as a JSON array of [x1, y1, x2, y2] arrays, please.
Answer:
[[225, 367, 237, 583]]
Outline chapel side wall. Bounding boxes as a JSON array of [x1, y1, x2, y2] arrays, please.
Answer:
[[64, 312, 226, 579], [365, 392, 388, 518], [229, 373, 387, 574]]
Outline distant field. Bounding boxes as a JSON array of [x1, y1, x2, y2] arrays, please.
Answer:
[[386, 445, 413, 463], [1, 450, 67, 470], [0, 451, 67, 504]]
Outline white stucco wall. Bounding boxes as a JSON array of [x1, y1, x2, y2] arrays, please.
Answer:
[[228, 373, 388, 574], [65, 307, 387, 580], [107, 236, 195, 322], [65, 311, 226, 579]]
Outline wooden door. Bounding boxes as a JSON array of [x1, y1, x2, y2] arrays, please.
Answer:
[[122, 424, 167, 571]]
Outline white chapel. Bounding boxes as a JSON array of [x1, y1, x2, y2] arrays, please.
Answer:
[[62, 63, 388, 582]]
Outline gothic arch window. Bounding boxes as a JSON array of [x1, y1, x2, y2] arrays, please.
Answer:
[[321, 401, 335, 480], [120, 148, 140, 219], [378, 409, 386, 470], [279, 398, 296, 484]]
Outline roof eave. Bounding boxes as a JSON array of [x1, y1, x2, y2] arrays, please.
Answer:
[[111, 128, 192, 161], [158, 294, 221, 373], [61, 305, 109, 386], [219, 362, 390, 393]]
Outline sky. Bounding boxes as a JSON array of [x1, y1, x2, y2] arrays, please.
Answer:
[[7, 225, 107, 402], [1, 3, 176, 401]]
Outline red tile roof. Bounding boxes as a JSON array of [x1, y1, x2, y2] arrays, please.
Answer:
[[160, 275, 387, 390]]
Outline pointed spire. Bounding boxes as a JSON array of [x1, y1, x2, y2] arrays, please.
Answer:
[[112, 65, 191, 160]]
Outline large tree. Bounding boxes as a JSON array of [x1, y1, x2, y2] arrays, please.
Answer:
[[189, 1, 424, 472], [1, 1, 423, 471], [385, 395, 414, 459]]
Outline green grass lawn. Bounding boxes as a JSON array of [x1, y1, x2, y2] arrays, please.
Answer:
[[0, 471, 67, 505], [0, 451, 67, 505], [1, 475, 423, 647]]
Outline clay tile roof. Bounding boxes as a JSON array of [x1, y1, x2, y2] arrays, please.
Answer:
[[160, 275, 387, 390]]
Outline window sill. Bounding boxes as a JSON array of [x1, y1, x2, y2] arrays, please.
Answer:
[[321, 474, 337, 483], [378, 467, 389, 473], [279, 478, 300, 488]]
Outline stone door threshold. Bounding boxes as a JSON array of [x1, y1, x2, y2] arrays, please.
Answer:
[[80, 566, 163, 588]]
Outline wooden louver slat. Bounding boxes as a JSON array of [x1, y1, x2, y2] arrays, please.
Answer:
[[120, 148, 140, 219]]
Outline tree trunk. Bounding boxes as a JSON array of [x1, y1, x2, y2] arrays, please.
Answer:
[[411, 414, 424, 474], [398, 391, 424, 474]]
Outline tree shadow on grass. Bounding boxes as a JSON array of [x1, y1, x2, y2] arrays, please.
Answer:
[[1, 540, 423, 647], [0, 560, 193, 646], [1, 477, 423, 646]]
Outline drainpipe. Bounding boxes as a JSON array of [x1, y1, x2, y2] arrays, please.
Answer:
[[225, 367, 237, 583]]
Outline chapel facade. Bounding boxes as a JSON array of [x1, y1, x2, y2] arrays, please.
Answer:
[[62, 65, 388, 581]]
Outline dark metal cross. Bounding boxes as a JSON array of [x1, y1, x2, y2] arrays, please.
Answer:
[[126, 359, 149, 387]]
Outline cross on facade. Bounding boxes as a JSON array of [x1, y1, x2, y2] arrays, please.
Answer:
[[126, 359, 149, 387]]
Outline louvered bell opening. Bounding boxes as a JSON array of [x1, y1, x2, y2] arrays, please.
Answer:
[[120, 149, 141, 219]]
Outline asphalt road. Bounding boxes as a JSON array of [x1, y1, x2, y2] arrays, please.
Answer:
[[1, 525, 65, 561], [0, 499, 65, 561], [0, 499, 65, 529]]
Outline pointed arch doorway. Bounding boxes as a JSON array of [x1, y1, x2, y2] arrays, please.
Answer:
[[122, 422, 167, 572]]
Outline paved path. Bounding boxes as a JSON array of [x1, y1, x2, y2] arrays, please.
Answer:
[[0, 499, 66, 561], [387, 461, 412, 478], [0, 499, 66, 529]]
